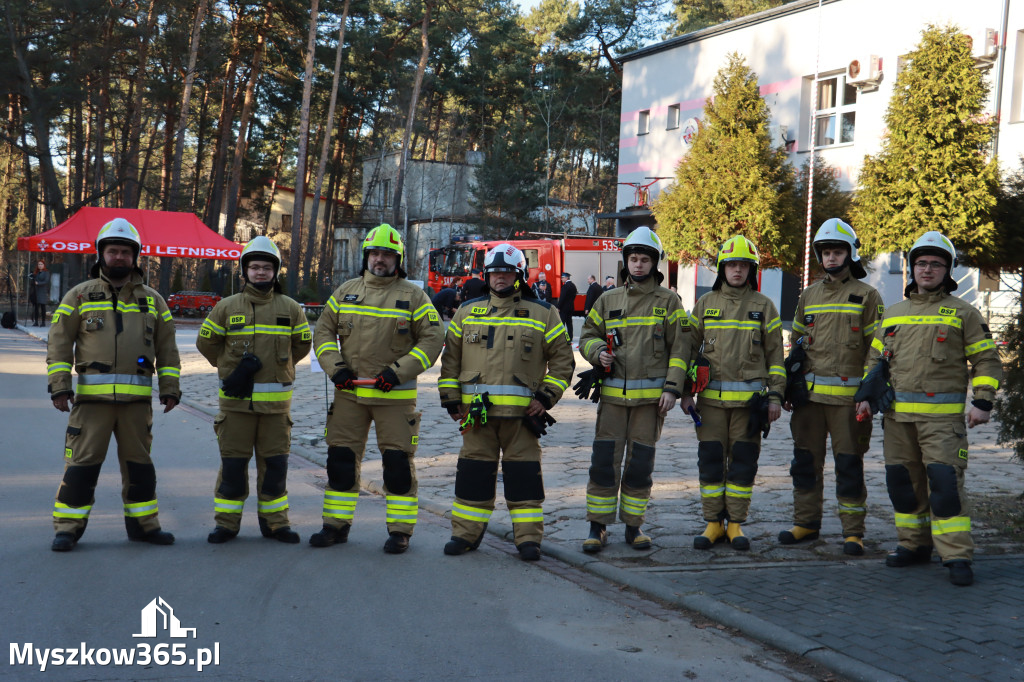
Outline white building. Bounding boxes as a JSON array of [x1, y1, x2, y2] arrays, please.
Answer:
[[616, 0, 1019, 324]]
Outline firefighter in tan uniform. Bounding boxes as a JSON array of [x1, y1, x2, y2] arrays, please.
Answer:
[[309, 224, 443, 553], [47, 218, 181, 551], [680, 236, 785, 551], [197, 237, 311, 544], [779, 220, 883, 556], [577, 227, 690, 553], [439, 243, 575, 561], [856, 231, 1001, 587]]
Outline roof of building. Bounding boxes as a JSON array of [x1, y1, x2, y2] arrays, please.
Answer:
[[619, 0, 842, 64]]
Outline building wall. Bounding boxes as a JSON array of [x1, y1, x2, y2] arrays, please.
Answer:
[[619, 0, 1021, 323], [361, 153, 477, 224]]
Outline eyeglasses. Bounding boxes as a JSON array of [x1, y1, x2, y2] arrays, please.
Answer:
[[914, 260, 946, 271], [247, 264, 275, 273]]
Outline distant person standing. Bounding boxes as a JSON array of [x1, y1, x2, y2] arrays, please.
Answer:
[[532, 272, 553, 302], [583, 274, 603, 317], [603, 276, 616, 292], [432, 286, 458, 320], [29, 260, 51, 326], [558, 272, 578, 340], [461, 269, 486, 302]]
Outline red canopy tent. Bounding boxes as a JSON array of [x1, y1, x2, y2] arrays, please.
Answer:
[[17, 207, 242, 260]]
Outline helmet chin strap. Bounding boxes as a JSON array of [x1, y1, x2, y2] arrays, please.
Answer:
[[629, 272, 652, 282]]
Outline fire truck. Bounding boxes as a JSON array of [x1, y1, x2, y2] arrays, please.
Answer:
[[427, 235, 627, 315]]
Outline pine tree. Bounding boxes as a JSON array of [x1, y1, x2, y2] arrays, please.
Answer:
[[851, 25, 999, 260], [995, 309, 1024, 463], [652, 52, 798, 270]]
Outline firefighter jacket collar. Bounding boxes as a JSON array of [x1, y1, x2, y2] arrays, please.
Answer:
[[487, 291, 521, 312], [823, 272, 851, 287], [907, 288, 948, 304], [624, 274, 659, 296], [241, 282, 274, 303], [97, 269, 145, 290], [719, 281, 751, 299], [363, 271, 400, 288]]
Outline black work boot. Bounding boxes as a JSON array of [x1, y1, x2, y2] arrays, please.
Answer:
[[582, 522, 608, 553], [383, 532, 410, 554], [946, 561, 974, 586], [444, 525, 486, 556], [260, 517, 300, 543], [885, 545, 933, 567], [625, 525, 652, 550], [132, 529, 175, 545], [309, 524, 349, 547], [517, 541, 541, 561], [207, 526, 238, 544], [51, 532, 77, 552]]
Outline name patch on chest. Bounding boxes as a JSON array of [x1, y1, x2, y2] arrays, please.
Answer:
[[848, 294, 864, 304], [748, 311, 764, 321], [704, 308, 721, 318], [938, 306, 957, 316], [515, 309, 529, 318], [343, 294, 359, 302], [88, 292, 105, 301], [229, 315, 246, 326], [471, 306, 488, 315], [653, 307, 666, 317]]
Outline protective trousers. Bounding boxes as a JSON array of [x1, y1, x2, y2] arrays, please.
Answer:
[[321, 396, 420, 535], [54, 401, 160, 538], [450, 418, 544, 546], [788, 402, 871, 536], [695, 402, 760, 523], [883, 416, 973, 562], [586, 401, 663, 526], [213, 411, 293, 532]]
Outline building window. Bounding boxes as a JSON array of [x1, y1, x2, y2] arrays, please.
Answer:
[[667, 104, 680, 130], [638, 110, 650, 136], [813, 74, 857, 147], [381, 179, 392, 208]]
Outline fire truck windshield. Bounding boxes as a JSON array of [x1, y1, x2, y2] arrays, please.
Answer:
[[438, 246, 474, 276]]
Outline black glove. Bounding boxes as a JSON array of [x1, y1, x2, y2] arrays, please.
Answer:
[[524, 411, 557, 438], [331, 367, 356, 391], [444, 401, 463, 417], [533, 390, 553, 410], [222, 352, 262, 399], [853, 359, 894, 414], [572, 368, 603, 402], [745, 392, 771, 439], [784, 340, 810, 408], [374, 368, 400, 392]]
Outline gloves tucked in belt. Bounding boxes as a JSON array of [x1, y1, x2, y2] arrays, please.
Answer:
[[374, 368, 400, 392], [222, 352, 262, 399], [853, 358, 895, 414], [331, 367, 356, 391], [524, 411, 557, 438], [745, 391, 771, 439], [572, 368, 603, 402], [784, 340, 810, 408]]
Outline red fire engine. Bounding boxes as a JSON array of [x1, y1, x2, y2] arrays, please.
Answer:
[[428, 235, 625, 315]]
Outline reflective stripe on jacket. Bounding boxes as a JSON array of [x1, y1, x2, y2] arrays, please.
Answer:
[[690, 284, 785, 407], [439, 292, 575, 418], [579, 276, 690, 405], [865, 290, 1001, 420], [313, 272, 443, 405], [47, 272, 181, 402], [196, 285, 312, 414], [790, 275, 883, 405]]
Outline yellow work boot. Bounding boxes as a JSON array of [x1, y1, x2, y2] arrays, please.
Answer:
[[726, 521, 750, 551], [693, 521, 726, 550], [843, 536, 865, 556], [777, 526, 819, 545]]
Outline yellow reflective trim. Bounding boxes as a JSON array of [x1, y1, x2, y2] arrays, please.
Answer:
[[892, 402, 963, 414], [77, 384, 153, 396], [601, 386, 664, 399], [810, 384, 859, 397], [315, 341, 340, 357], [219, 389, 293, 402], [972, 376, 1000, 389], [452, 502, 492, 522], [882, 315, 962, 329], [464, 315, 545, 331], [704, 320, 761, 331], [342, 387, 417, 400], [698, 389, 760, 401], [965, 339, 996, 356], [931, 516, 971, 535], [582, 337, 605, 355], [462, 394, 531, 406], [871, 338, 885, 353], [894, 512, 930, 528]]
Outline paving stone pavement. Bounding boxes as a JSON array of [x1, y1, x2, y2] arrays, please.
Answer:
[[23, 319, 1024, 681]]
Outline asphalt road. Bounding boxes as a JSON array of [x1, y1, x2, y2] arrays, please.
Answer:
[[0, 328, 814, 681]]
